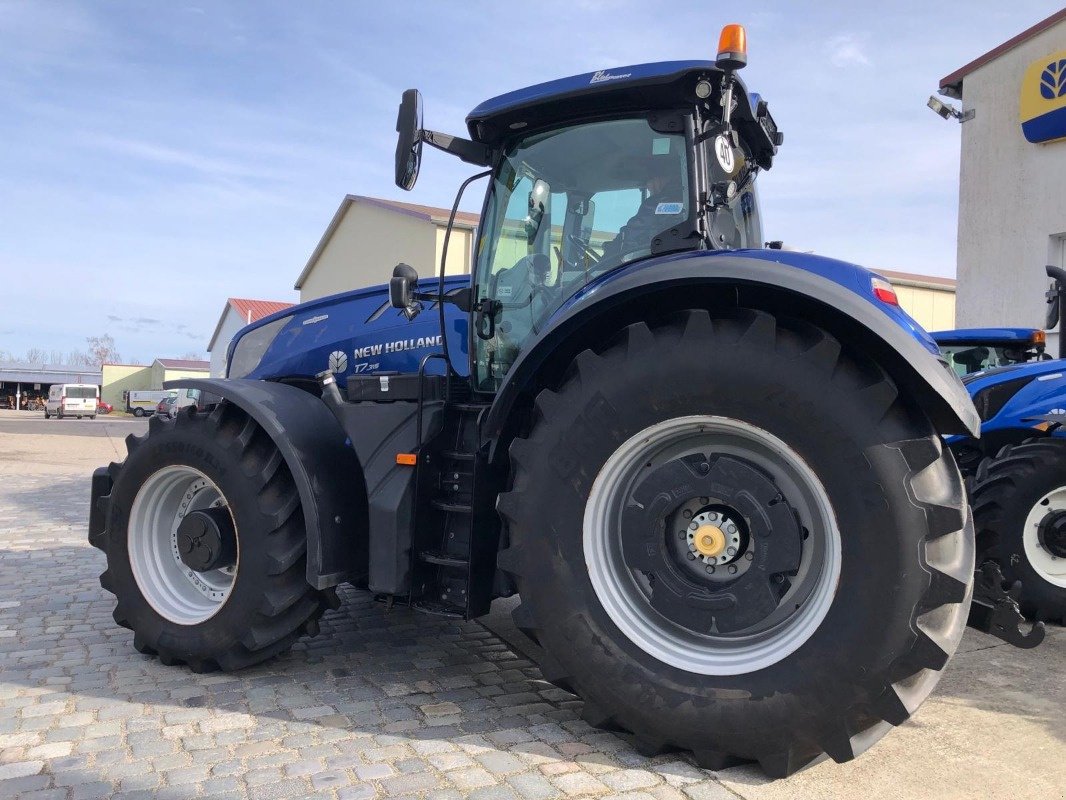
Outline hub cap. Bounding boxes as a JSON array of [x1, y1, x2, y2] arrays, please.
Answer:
[[583, 416, 840, 675], [128, 466, 239, 625], [1025, 487, 1066, 588]]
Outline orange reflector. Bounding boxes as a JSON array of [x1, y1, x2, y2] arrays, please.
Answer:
[[1032, 329, 1047, 345], [396, 453, 417, 466], [717, 24, 748, 67]]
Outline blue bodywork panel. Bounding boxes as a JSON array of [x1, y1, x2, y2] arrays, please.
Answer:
[[947, 358, 1066, 445], [931, 327, 1040, 346], [230, 249, 938, 385], [227, 276, 470, 381]]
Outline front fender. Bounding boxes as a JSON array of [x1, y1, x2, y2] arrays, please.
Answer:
[[483, 253, 979, 454], [164, 378, 368, 589]]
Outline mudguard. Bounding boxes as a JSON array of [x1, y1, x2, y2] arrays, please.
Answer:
[[163, 378, 368, 589], [483, 252, 980, 452]]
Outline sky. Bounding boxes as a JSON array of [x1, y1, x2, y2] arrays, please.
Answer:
[[0, 0, 1062, 364]]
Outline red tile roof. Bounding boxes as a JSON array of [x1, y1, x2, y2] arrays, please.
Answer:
[[939, 8, 1066, 97], [228, 298, 294, 325], [155, 358, 210, 370], [353, 195, 482, 228]]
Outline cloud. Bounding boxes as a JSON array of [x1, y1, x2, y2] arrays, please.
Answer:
[[828, 34, 871, 68]]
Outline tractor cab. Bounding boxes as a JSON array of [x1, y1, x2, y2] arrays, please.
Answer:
[[389, 26, 782, 391]]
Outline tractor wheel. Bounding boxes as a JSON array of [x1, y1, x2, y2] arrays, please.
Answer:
[[90, 403, 333, 672], [971, 439, 1066, 622], [497, 309, 973, 777]]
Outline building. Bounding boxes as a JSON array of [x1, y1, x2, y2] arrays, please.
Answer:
[[939, 9, 1066, 343], [0, 361, 102, 411], [294, 195, 478, 302], [100, 359, 209, 411], [207, 298, 294, 377]]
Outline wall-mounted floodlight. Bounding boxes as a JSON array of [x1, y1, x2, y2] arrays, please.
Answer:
[[927, 95, 974, 122]]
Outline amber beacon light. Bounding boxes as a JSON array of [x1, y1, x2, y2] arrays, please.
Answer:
[[716, 24, 748, 70]]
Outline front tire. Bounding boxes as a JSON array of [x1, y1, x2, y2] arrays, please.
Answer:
[[133, 408, 144, 417], [971, 439, 1066, 622], [90, 403, 333, 671], [497, 310, 973, 776]]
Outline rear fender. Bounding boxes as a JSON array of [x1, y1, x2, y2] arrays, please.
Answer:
[[164, 378, 368, 589], [483, 253, 980, 459]]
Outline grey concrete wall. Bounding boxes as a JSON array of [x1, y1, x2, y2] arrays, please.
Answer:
[[955, 20, 1066, 330]]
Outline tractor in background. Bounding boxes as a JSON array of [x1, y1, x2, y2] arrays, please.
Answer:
[[961, 266, 1066, 623], [932, 326, 1048, 376], [87, 25, 1036, 777]]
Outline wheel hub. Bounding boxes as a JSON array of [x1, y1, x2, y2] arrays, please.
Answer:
[[177, 507, 237, 572], [622, 452, 807, 636], [1037, 510, 1066, 559]]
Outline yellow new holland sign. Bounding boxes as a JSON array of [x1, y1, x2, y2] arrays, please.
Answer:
[[1020, 50, 1066, 143]]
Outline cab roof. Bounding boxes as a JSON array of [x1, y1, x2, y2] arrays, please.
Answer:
[[465, 60, 780, 169]]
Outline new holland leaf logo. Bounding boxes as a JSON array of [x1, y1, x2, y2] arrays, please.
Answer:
[[1040, 59, 1066, 100], [328, 351, 348, 373]]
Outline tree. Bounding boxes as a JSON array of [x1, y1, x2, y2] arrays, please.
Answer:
[[67, 350, 93, 367], [49, 350, 64, 365], [85, 334, 121, 367], [24, 348, 46, 365], [180, 351, 203, 361]]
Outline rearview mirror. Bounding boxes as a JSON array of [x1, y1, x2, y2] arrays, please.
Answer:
[[390, 263, 422, 320], [524, 179, 550, 245], [394, 89, 423, 190]]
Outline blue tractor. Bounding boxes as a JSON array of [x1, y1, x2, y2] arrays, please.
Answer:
[[956, 266, 1066, 623], [88, 25, 1030, 776], [932, 326, 1048, 376]]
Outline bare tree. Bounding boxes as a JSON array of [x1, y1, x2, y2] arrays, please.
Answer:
[[0, 350, 11, 362], [180, 351, 203, 361], [85, 334, 121, 367], [49, 350, 64, 364], [25, 348, 46, 365], [67, 350, 93, 367]]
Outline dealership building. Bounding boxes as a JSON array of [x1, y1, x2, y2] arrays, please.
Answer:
[[940, 9, 1066, 345]]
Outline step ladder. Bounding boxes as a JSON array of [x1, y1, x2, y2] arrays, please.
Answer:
[[410, 400, 498, 619]]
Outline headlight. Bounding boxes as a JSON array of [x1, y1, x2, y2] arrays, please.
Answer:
[[227, 316, 291, 378], [971, 375, 1036, 422]]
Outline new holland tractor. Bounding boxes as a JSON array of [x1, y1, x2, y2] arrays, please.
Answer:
[[953, 266, 1066, 623], [87, 26, 1036, 777]]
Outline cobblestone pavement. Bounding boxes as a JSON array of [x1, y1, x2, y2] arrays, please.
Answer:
[[0, 417, 1063, 800]]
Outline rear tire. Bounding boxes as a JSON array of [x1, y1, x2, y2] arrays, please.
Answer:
[[971, 439, 1066, 622], [134, 408, 144, 417], [90, 403, 333, 671], [497, 310, 973, 776]]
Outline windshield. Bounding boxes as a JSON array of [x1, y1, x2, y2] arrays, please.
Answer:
[[473, 117, 691, 390], [66, 386, 98, 399], [940, 344, 1047, 376]]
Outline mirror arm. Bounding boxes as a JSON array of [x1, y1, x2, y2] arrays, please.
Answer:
[[421, 129, 492, 167]]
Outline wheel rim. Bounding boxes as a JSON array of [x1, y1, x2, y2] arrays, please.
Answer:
[[128, 465, 238, 625], [583, 415, 841, 675], [1024, 487, 1066, 588]]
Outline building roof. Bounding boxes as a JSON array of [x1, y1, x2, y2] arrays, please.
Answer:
[[0, 361, 103, 385], [208, 297, 295, 353], [876, 268, 956, 291], [939, 8, 1066, 98], [294, 194, 480, 290], [154, 358, 210, 371]]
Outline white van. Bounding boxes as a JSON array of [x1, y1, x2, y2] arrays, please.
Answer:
[[126, 389, 171, 417], [45, 384, 100, 420]]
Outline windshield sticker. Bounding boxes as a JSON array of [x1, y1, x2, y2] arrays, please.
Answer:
[[589, 70, 632, 85], [655, 202, 684, 215], [651, 137, 670, 155]]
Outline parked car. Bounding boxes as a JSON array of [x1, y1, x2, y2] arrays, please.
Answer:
[[97, 401, 113, 415], [45, 383, 99, 420], [154, 396, 177, 419]]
